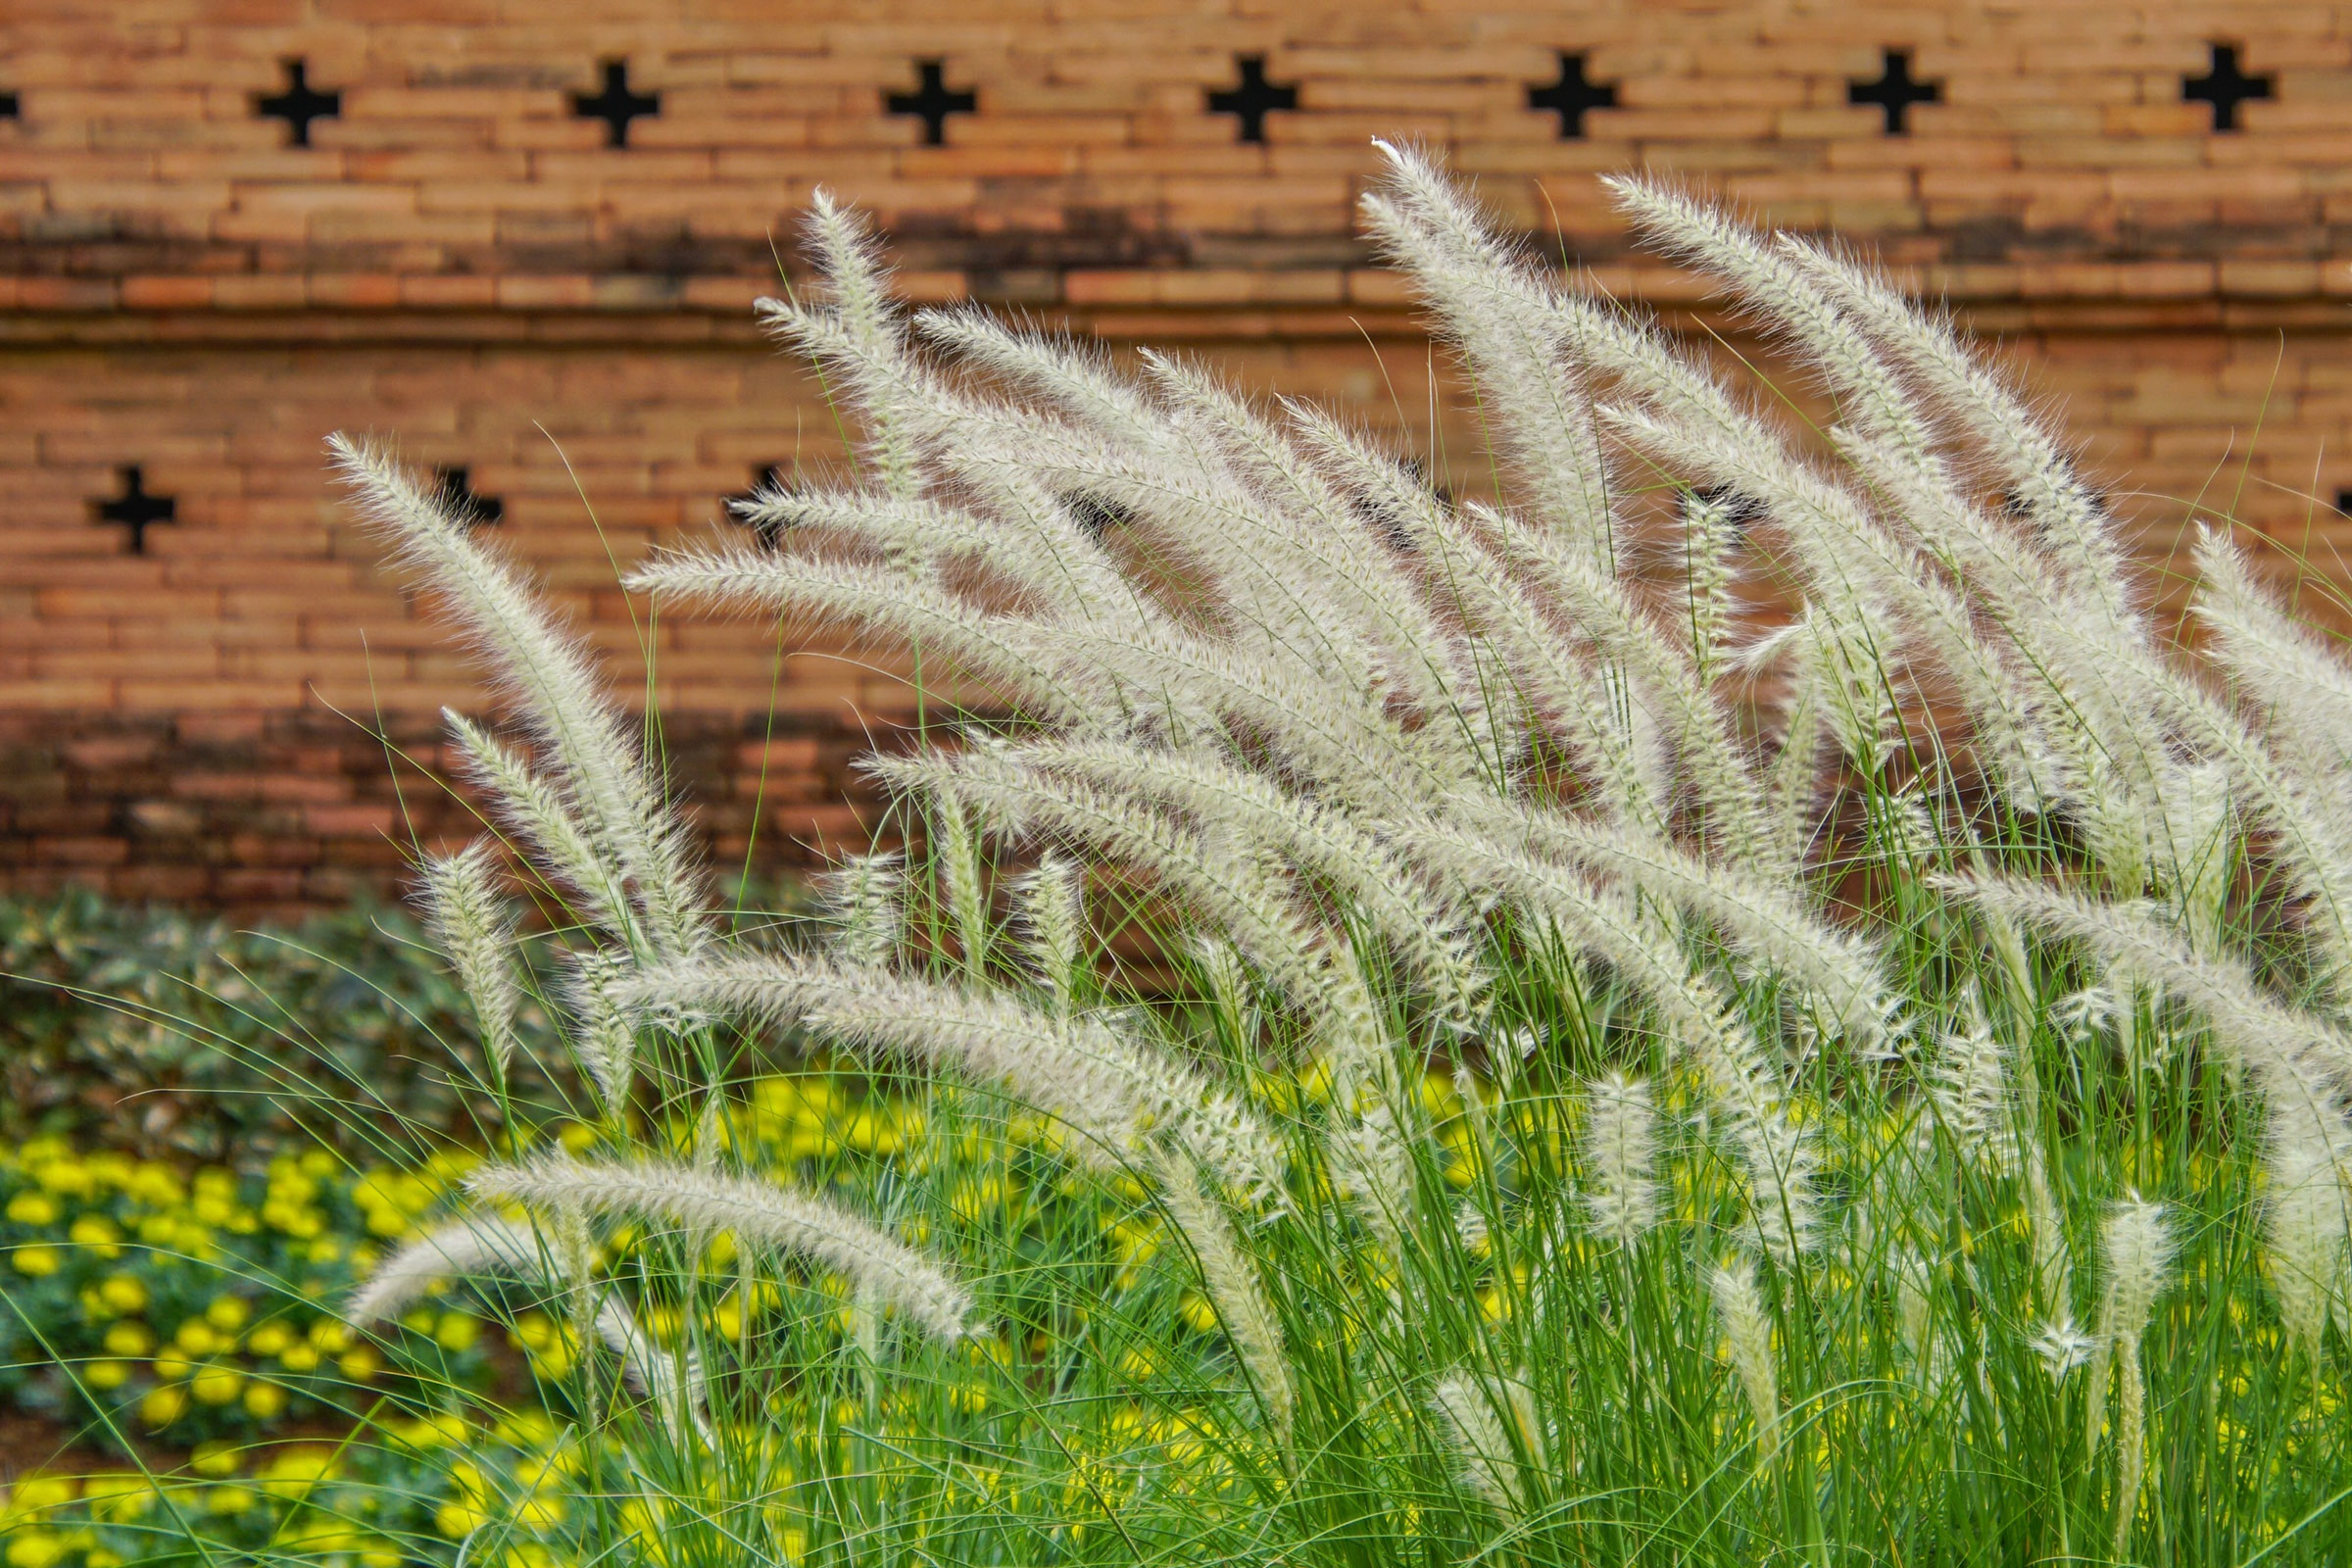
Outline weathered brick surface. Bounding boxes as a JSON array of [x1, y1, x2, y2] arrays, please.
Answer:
[[4, 1, 2351, 909]]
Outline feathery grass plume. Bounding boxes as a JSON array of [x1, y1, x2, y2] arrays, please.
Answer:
[[1682, 492, 1743, 690], [616, 952, 1286, 1206], [1944, 874, 2352, 1089], [1581, 1071, 1663, 1248], [1326, 1100, 1417, 1265], [872, 744, 1391, 1084], [418, 839, 521, 1079], [1780, 232, 2148, 650], [345, 1212, 561, 1327], [623, 550, 1105, 726], [1490, 515, 1778, 872], [1710, 1255, 1782, 1460], [932, 792, 990, 978], [1138, 352, 1465, 699], [470, 1152, 972, 1343], [564, 948, 638, 1122], [786, 190, 924, 502], [1930, 985, 2016, 1173], [1362, 140, 1614, 565], [1404, 819, 1818, 1261], [1890, 1248, 1945, 1391], [728, 486, 1131, 622], [329, 434, 705, 960], [1496, 809, 1894, 1050], [1150, 1147, 1295, 1459], [2092, 1196, 2175, 1557], [821, 851, 905, 971], [2265, 1118, 2352, 1366], [1014, 852, 1088, 1014], [445, 709, 642, 944], [1004, 735, 1488, 1026], [2189, 525, 2352, 985], [1431, 1370, 1528, 1524], [1604, 173, 1936, 466], [348, 1212, 702, 1435]]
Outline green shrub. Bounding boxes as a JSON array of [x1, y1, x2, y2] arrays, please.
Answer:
[[0, 890, 519, 1164]]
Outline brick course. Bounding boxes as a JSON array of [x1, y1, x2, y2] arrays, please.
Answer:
[[4, 1, 2352, 909]]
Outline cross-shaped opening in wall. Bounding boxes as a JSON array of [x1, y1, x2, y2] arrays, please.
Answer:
[[434, 467, 504, 530], [1848, 48, 1939, 135], [2183, 43, 2273, 132], [94, 466, 175, 556], [1064, 495, 1135, 539], [1527, 53, 1617, 139], [0, 87, 18, 121], [887, 61, 977, 146], [572, 60, 660, 148], [1690, 485, 1769, 532], [256, 59, 340, 147], [1207, 56, 1298, 144], [727, 465, 788, 550]]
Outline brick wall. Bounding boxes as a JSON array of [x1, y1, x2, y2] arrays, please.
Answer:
[[3, 1, 2349, 912]]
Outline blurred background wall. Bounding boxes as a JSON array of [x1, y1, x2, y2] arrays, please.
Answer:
[[0, 0, 2341, 913]]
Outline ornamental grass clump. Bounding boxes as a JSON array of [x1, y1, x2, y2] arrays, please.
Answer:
[[309, 144, 2352, 1565]]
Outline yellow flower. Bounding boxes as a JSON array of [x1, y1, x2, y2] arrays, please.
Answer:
[[205, 1296, 251, 1333], [3, 1531, 64, 1568], [309, 1319, 352, 1354], [101, 1325, 150, 1363], [138, 1382, 186, 1439], [6, 1193, 58, 1226], [338, 1346, 382, 1383], [83, 1359, 130, 1391], [435, 1500, 490, 1539], [191, 1364, 245, 1405], [11, 1247, 59, 1277], [949, 1382, 989, 1414], [241, 1381, 287, 1419], [205, 1485, 257, 1516], [516, 1494, 567, 1531], [245, 1321, 291, 1357], [173, 1320, 220, 1357], [68, 1215, 121, 1256], [6, 1475, 75, 1516], [259, 1448, 336, 1499], [277, 1342, 320, 1373], [152, 1350, 193, 1383], [435, 1312, 480, 1352], [191, 1440, 241, 1478], [81, 1475, 155, 1523], [97, 1275, 147, 1316], [1178, 1292, 1219, 1334]]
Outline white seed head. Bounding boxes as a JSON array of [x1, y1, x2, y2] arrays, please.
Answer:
[[1710, 1255, 1781, 1458], [1581, 1071, 1662, 1249], [418, 839, 521, 1078]]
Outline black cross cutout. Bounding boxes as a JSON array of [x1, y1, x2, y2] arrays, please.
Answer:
[[2183, 43, 2273, 132], [2334, 489, 2352, 518], [0, 86, 18, 121], [256, 59, 340, 147], [1207, 56, 1298, 144], [727, 464, 787, 550], [1064, 495, 1134, 538], [433, 466, 504, 529], [1526, 53, 1617, 139], [887, 61, 977, 147], [1690, 485, 1768, 532], [94, 466, 175, 555], [572, 60, 660, 148], [1848, 48, 1939, 135]]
